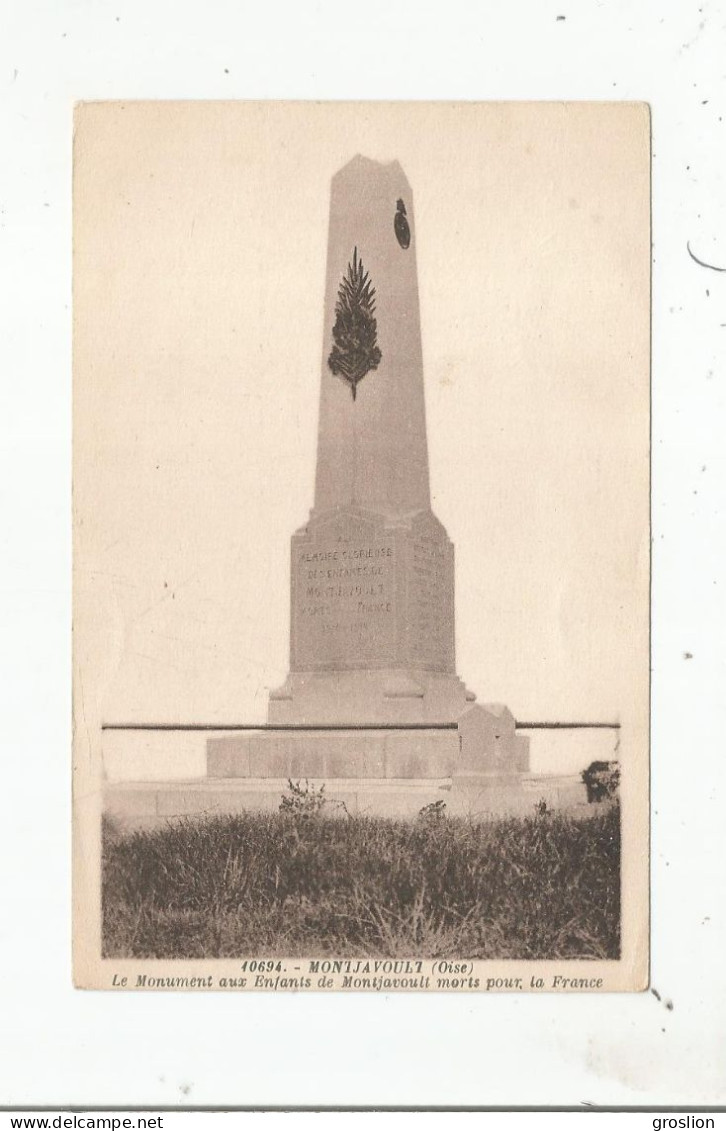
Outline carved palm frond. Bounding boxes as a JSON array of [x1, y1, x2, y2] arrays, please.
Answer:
[[327, 247, 382, 400]]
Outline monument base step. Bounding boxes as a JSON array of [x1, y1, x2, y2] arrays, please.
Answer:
[[206, 727, 459, 780], [268, 669, 476, 725]]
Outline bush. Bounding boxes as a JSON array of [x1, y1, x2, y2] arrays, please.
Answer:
[[279, 778, 327, 818], [279, 778, 349, 820], [417, 799, 447, 823], [581, 761, 620, 803]]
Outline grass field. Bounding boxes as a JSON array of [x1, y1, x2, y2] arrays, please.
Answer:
[[102, 802, 620, 960]]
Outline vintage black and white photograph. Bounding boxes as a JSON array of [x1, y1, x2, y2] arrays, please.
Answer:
[[73, 101, 649, 988]]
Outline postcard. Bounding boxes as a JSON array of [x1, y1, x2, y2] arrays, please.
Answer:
[[73, 101, 650, 991]]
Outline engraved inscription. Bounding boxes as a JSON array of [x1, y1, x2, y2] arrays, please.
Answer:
[[408, 534, 454, 669], [292, 538, 397, 670]]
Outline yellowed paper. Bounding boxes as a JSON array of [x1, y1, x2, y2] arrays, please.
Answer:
[[73, 101, 650, 991]]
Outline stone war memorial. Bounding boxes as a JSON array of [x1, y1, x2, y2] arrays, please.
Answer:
[[105, 155, 588, 825]]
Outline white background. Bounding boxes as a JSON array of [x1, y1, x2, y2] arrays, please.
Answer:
[[1, 0, 724, 1109]]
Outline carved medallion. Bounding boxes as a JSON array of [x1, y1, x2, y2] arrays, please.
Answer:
[[394, 198, 410, 249]]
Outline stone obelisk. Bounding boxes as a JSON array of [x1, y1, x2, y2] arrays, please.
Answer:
[[110, 154, 541, 826], [269, 156, 476, 725]]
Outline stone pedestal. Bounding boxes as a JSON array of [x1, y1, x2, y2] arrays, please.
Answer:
[[269, 504, 475, 727]]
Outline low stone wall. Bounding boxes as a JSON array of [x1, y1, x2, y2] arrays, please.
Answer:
[[104, 777, 451, 831], [104, 772, 590, 831]]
